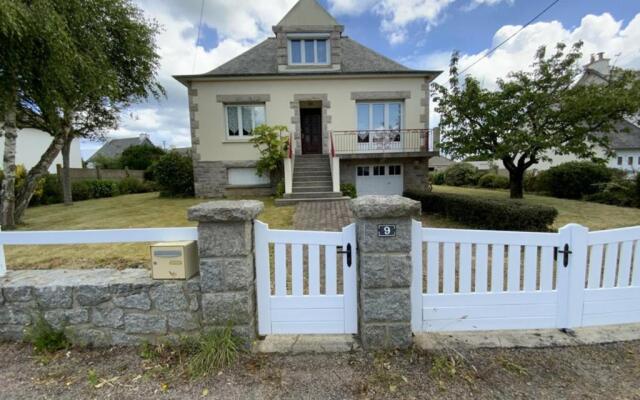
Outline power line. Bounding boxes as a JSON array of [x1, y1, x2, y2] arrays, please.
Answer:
[[192, 0, 206, 73], [459, 0, 561, 75]]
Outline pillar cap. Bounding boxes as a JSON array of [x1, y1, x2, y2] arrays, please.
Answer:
[[350, 195, 420, 219], [188, 200, 264, 222]]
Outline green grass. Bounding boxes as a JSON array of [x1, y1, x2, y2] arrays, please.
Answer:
[[6, 192, 294, 270], [426, 185, 640, 231]]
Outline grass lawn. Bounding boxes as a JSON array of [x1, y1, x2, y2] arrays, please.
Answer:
[[426, 185, 640, 231], [6, 192, 294, 270]]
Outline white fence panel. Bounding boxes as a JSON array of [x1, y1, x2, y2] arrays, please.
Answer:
[[255, 221, 357, 335], [412, 221, 640, 333]]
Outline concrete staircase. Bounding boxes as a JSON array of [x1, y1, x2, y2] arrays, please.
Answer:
[[276, 154, 348, 206]]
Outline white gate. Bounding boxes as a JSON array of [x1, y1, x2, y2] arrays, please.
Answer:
[[255, 221, 357, 335], [411, 220, 640, 332]]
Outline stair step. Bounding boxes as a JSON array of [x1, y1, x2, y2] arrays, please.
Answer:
[[275, 196, 350, 206], [298, 154, 329, 159], [294, 171, 331, 176], [293, 186, 333, 193], [292, 180, 332, 187], [284, 191, 343, 199]]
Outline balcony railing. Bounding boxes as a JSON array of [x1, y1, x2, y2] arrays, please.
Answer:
[[332, 129, 429, 155]]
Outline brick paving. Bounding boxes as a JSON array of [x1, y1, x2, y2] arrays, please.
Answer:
[[293, 200, 353, 231]]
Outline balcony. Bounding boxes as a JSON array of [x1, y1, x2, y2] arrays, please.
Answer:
[[331, 129, 433, 158]]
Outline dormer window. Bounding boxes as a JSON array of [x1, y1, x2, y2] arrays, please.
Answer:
[[288, 35, 330, 65]]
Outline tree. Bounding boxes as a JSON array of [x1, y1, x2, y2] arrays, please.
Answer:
[[120, 144, 165, 170], [249, 125, 289, 179], [1, 0, 73, 227], [433, 42, 640, 199], [16, 0, 162, 211]]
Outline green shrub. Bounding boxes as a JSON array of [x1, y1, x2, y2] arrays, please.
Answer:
[[151, 151, 194, 197], [537, 161, 614, 199], [477, 173, 510, 189], [405, 190, 558, 231], [118, 177, 148, 195], [24, 315, 70, 353], [275, 181, 285, 198], [91, 154, 121, 169], [71, 181, 94, 201], [584, 178, 637, 207], [188, 325, 244, 377], [523, 171, 539, 192], [90, 180, 119, 198], [443, 163, 478, 186], [119, 144, 165, 170], [431, 171, 445, 185], [341, 183, 357, 198]]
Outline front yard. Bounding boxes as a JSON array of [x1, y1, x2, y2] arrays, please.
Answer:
[[6, 193, 295, 270], [426, 185, 640, 231]]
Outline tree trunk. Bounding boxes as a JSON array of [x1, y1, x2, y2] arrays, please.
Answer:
[[1, 105, 18, 229], [509, 168, 525, 199], [61, 130, 73, 205], [14, 135, 65, 223]]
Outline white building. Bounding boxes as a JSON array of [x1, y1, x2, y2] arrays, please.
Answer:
[[0, 128, 82, 173]]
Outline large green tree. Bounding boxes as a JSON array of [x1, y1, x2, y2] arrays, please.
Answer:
[[17, 0, 163, 211], [0, 0, 73, 227], [433, 42, 640, 199]]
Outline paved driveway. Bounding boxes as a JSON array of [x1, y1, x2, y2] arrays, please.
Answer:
[[293, 200, 353, 231]]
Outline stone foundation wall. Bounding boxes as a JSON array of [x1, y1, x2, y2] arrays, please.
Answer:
[[194, 161, 275, 198], [0, 269, 201, 346]]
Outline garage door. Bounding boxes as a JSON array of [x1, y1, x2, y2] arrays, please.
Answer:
[[355, 164, 403, 196]]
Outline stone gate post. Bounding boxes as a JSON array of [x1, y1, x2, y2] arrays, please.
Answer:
[[351, 195, 421, 349], [187, 200, 263, 341]]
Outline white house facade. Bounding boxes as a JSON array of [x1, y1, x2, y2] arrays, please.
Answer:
[[0, 128, 82, 173]]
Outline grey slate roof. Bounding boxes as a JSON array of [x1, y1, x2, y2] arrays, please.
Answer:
[[88, 136, 155, 162], [601, 120, 640, 150], [183, 37, 425, 79]]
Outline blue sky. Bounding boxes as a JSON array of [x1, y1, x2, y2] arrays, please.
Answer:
[[82, 0, 640, 159]]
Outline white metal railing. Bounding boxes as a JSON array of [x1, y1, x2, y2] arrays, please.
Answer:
[[332, 129, 429, 155], [411, 221, 640, 332], [0, 227, 198, 276]]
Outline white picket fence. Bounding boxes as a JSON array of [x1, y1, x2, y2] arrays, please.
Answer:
[[411, 220, 640, 332], [0, 227, 198, 276], [254, 220, 358, 335]]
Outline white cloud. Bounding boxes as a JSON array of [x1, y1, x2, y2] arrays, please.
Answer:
[[465, 0, 513, 10], [405, 12, 640, 127]]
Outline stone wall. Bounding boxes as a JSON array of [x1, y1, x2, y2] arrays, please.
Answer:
[[0, 269, 201, 346], [194, 161, 275, 198]]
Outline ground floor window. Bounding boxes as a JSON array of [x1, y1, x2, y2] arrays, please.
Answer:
[[225, 104, 266, 138], [227, 167, 270, 186]]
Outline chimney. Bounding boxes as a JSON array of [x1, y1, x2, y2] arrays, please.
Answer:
[[585, 51, 610, 77]]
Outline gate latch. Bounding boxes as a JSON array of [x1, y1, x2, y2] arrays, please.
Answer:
[[337, 243, 352, 267], [555, 244, 572, 267]]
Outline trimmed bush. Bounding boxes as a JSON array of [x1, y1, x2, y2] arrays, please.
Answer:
[[584, 178, 637, 207], [443, 163, 477, 186], [119, 144, 165, 170], [151, 151, 195, 197], [431, 171, 445, 185], [536, 161, 614, 199], [341, 183, 357, 198], [477, 173, 510, 189], [71, 179, 119, 201], [118, 177, 149, 195], [405, 190, 558, 231]]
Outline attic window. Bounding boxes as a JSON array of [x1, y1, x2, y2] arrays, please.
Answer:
[[289, 38, 329, 65]]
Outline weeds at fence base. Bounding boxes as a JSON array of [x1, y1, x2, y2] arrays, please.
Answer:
[[24, 316, 70, 354]]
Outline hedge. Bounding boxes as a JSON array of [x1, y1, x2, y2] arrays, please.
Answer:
[[535, 161, 614, 199], [404, 190, 558, 232]]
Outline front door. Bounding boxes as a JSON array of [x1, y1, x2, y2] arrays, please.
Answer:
[[301, 107, 322, 154]]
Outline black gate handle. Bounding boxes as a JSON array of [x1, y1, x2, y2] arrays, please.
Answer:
[[337, 243, 352, 267], [555, 244, 572, 267]]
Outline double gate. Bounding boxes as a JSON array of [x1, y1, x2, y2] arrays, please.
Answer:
[[254, 221, 357, 335]]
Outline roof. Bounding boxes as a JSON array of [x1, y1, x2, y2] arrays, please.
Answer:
[[177, 37, 435, 80], [276, 0, 339, 27], [88, 136, 155, 162], [601, 120, 640, 150]]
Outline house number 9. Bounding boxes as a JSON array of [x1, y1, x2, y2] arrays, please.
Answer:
[[377, 224, 396, 237]]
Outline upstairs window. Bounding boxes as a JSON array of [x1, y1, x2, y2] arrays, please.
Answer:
[[225, 104, 265, 138], [289, 38, 329, 65]]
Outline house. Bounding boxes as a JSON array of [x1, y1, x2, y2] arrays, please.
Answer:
[[174, 0, 440, 200], [87, 133, 155, 167], [531, 53, 640, 172], [0, 127, 82, 173]]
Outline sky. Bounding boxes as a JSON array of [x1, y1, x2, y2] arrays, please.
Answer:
[[81, 0, 640, 159]]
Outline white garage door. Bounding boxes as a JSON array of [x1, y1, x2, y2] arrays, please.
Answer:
[[356, 164, 403, 196]]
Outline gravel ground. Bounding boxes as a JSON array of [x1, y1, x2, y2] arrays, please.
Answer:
[[1, 340, 639, 399]]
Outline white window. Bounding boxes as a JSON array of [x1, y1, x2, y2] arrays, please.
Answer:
[[373, 166, 385, 176], [227, 168, 270, 186], [289, 38, 329, 65], [356, 102, 403, 144], [357, 166, 370, 176], [388, 165, 402, 175], [225, 104, 265, 138]]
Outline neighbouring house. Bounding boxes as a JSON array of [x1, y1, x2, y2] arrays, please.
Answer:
[[0, 127, 82, 173], [86, 133, 155, 168], [174, 0, 440, 201], [428, 155, 454, 172], [530, 53, 640, 172]]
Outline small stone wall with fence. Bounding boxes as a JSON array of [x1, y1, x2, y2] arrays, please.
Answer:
[[56, 165, 145, 182]]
